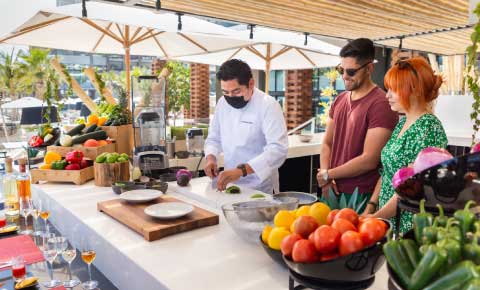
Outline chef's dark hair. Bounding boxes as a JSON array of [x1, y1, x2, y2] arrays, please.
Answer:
[[340, 38, 375, 64], [217, 59, 253, 87]]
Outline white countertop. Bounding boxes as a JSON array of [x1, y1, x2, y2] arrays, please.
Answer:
[[32, 179, 388, 290]]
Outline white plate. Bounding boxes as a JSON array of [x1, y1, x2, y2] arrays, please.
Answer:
[[144, 202, 194, 219], [119, 189, 163, 203]]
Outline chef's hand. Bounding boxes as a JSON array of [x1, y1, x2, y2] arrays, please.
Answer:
[[316, 169, 329, 187], [217, 169, 242, 191], [204, 155, 218, 178], [320, 181, 338, 198]]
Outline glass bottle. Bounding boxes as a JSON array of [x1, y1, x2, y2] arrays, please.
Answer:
[[132, 156, 142, 182], [16, 158, 31, 201], [3, 157, 19, 217]]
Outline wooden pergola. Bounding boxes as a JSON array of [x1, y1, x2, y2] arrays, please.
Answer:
[[118, 0, 470, 55]]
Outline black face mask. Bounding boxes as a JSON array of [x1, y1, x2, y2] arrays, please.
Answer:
[[224, 95, 249, 109]]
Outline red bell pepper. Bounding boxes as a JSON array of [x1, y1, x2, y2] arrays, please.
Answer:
[[65, 164, 81, 170], [28, 135, 43, 147], [65, 150, 84, 164]]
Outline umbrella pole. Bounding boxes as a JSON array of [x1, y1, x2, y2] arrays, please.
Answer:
[[125, 47, 131, 110], [265, 43, 271, 94]]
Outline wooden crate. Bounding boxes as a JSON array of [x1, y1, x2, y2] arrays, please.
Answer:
[[47, 143, 116, 160], [100, 125, 132, 155], [97, 195, 219, 241], [31, 166, 94, 185], [94, 161, 130, 187]]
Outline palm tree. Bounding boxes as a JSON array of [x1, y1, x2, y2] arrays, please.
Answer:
[[0, 48, 22, 99], [17, 47, 51, 99]]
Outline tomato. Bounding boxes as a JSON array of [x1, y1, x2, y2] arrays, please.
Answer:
[[292, 239, 318, 263], [313, 225, 340, 254], [320, 252, 339, 262], [326, 209, 339, 225], [308, 232, 315, 244], [292, 215, 319, 238], [280, 233, 303, 257], [358, 219, 387, 247], [334, 208, 359, 226], [339, 231, 364, 256], [331, 218, 357, 234]]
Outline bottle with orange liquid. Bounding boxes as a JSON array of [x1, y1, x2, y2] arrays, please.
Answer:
[[16, 158, 31, 201]]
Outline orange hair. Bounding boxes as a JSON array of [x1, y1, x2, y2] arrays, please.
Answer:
[[384, 57, 442, 112]]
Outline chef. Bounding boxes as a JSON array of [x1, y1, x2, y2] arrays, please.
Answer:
[[204, 59, 288, 194]]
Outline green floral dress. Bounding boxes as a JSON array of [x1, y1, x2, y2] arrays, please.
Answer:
[[379, 114, 448, 233]]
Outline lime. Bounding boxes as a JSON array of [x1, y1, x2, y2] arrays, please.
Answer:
[[106, 156, 117, 163], [250, 193, 266, 199], [120, 153, 129, 159], [95, 155, 106, 163]]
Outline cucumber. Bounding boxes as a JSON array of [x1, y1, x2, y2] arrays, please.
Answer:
[[85, 124, 97, 133], [66, 124, 85, 136], [95, 127, 103, 131], [104, 120, 112, 126], [72, 130, 108, 145]]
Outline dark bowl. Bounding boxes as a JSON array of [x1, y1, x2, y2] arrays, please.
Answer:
[[259, 235, 287, 267], [276, 192, 317, 206], [145, 180, 169, 193], [396, 152, 480, 212], [175, 151, 190, 159], [111, 181, 146, 195], [282, 219, 391, 282]]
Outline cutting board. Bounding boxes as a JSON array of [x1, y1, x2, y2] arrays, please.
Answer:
[[97, 196, 219, 241]]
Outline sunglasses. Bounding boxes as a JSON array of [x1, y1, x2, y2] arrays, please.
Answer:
[[395, 59, 418, 78], [336, 62, 372, 77]]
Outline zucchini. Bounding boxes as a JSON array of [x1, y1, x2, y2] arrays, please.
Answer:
[[95, 127, 103, 131], [66, 124, 85, 136], [85, 124, 97, 133], [104, 120, 112, 126], [72, 130, 108, 145]]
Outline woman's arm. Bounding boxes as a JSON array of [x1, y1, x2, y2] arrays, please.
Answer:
[[373, 194, 399, 219]]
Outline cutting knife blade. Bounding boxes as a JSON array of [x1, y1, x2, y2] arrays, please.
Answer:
[[211, 176, 218, 190]]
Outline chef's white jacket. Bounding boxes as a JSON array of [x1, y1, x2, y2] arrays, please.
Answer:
[[204, 88, 288, 194]]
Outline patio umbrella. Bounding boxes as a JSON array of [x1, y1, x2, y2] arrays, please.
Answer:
[[175, 27, 341, 91], [1, 96, 43, 109], [0, 2, 251, 103]]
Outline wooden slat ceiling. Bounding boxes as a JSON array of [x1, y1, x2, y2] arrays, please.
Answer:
[[134, 0, 471, 55]]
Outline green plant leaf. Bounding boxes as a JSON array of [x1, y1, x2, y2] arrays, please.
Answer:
[[327, 187, 339, 209], [348, 187, 359, 209], [355, 196, 369, 213], [339, 193, 347, 209]]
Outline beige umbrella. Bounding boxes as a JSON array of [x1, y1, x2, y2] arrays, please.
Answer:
[[0, 2, 251, 106]]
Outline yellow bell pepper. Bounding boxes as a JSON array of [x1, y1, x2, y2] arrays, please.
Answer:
[[44, 151, 62, 165], [97, 116, 107, 126], [39, 164, 52, 170]]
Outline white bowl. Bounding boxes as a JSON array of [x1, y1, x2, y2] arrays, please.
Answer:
[[298, 134, 313, 143]]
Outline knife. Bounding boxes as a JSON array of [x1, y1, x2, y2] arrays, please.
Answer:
[[211, 176, 218, 190]]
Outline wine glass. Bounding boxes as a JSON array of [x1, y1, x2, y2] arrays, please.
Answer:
[[80, 237, 98, 290], [38, 199, 51, 233], [30, 202, 42, 236], [41, 233, 62, 288], [62, 241, 80, 288], [19, 198, 33, 235]]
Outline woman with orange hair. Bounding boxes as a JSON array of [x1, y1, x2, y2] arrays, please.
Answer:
[[363, 57, 447, 233]]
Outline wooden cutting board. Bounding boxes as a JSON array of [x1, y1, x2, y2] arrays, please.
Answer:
[[97, 196, 219, 241]]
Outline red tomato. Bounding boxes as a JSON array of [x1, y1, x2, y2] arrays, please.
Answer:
[[280, 233, 303, 257], [293, 216, 319, 238], [358, 219, 387, 247], [292, 239, 318, 263], [331, 218, 357, 234], [313, 225, 340, 254], [326, 209, 339, 225], [308, 232, 315, 244], [320, 252, 339, 262], [339, 231, 364, 256], [334, 208, 359, 226]]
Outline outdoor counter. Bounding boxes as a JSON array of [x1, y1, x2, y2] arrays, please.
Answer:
[[31, 178, 389, 290]]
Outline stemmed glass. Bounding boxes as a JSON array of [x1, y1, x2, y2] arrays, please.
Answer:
[[19, 198, 33, 235], [38, 199, 51, 233], [30, 202, 42, 236], [62, 240, 80, 288], [80, 237, 98, 290], [41, 233, 62, 288]]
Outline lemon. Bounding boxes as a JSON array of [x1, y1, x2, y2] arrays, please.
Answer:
[[296, 205, 311, 217], [267, 227, 290, 250], [261, 225, 273, 244], [274, 210, 296, 228], [309, 202, 331, 225], [290, 221, 295, 233]]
